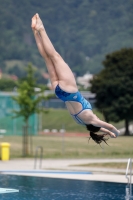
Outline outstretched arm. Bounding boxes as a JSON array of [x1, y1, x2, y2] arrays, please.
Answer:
[[100, 127, 117, 138], [89, 116, 120, 138]]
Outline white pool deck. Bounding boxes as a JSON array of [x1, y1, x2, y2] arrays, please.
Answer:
[[0, 158, 132, 184]]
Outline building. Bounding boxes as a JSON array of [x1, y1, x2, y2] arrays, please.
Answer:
[[76, 73, 93, 89]]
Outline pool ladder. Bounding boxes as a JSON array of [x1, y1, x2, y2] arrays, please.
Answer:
[[34, 146, 43, 169], [125, 158, 133, 200]]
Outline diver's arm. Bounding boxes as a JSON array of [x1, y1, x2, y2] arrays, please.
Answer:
[[90, 117, 119, 137], [100, 127, 117, 138]]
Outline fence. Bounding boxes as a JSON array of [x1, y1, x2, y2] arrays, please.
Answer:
[[0, 92, 38, 135]]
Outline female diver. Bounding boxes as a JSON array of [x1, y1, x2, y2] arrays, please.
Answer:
[[31, 13, 120, 144]]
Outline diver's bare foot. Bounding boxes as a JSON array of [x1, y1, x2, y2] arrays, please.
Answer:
[[31, 13, 44, 31], [31, 15, 36, 29]]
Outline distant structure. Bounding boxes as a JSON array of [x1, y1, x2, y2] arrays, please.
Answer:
[[42, 72, 49, 80], [76, 72, 93, 89], [10, 75, 18, 81], [47, 79, 53, 90], [43, 72, 94, 90]]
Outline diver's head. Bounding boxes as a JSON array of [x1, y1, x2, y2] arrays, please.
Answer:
[[85, 124, 108, 145], [86, 124, 100, 132]]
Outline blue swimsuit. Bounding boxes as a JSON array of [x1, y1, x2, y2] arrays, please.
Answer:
[[55, 85, 92, 125]]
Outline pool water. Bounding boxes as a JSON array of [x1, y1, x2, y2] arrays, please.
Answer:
[[0, 175, 129, 200]]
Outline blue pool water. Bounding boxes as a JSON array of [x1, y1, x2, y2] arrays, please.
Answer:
[[0, 175, 129, 200]]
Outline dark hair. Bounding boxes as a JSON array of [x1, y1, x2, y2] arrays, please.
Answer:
[[86, 124, 108, 145]]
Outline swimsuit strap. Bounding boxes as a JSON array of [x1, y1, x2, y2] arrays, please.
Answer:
[[73, 109, 84, 116], [71, 108, 92, 125]]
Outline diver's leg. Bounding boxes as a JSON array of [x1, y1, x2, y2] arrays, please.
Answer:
[[32, 13, 77, 92], [32, 24, 58, 89]]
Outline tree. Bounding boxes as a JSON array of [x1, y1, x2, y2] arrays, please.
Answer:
[[12, 63, 47, 156], [0, 78, 17, 91], [91, 48, 133, 135], [0, 0, 132, 75]]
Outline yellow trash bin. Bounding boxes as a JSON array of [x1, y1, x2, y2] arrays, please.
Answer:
[[1, 143, 10, 161]]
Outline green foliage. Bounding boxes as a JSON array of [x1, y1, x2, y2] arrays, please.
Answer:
[[12, 63, 48, 156], [12, 63, 46, 123], [91, 48, 133, 134], [0, 0, 132, 76], [0, 78, 17, 91]]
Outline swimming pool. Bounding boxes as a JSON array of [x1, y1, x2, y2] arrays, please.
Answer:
[[0, 174, 131, 200]]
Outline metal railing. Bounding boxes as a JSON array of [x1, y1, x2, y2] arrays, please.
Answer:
[[125, 158, 133, 200], [34, 146, 43, 169]]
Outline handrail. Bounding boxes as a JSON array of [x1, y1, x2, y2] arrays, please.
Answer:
[[34, 146, 43, 169], [125, 158, 132, 198]]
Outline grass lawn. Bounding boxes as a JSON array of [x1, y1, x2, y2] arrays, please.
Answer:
[[70, 162, 128, 169], [1, 109, 132, 166], [1, 135, 133, 160]]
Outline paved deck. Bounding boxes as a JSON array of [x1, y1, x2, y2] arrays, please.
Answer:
[[0, 158, 131, 183]]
